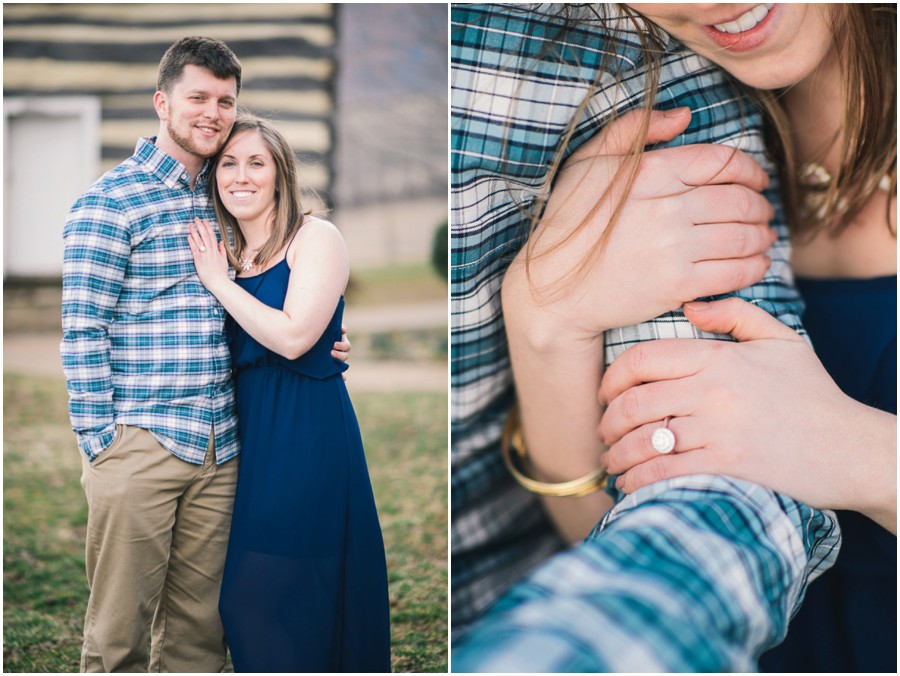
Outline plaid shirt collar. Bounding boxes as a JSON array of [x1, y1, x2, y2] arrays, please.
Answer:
[[133, 136, 213, 193]]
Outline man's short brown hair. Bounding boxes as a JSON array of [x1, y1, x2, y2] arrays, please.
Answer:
[[157, 36, 242, 95]]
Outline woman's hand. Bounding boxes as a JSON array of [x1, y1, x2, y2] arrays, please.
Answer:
[[505, 106, 776, 347], [500, 107, 779, 542], [188, 217, 231, 294], [598, 297, 897, 533]]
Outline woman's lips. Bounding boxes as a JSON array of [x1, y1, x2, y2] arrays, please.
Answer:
[[702, 3, 779, 53]]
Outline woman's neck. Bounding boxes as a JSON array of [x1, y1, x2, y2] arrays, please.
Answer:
[[237, 214, 274, 252], [782, 43, 843, 169]]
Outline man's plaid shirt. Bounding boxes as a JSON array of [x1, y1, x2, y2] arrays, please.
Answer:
[[451, 4, 840, 667], [62, 136, 239, 465]]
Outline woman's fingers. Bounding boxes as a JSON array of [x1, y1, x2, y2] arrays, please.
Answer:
[[571, 107, 692, 162], [615, 448, 721, 494], [599, 339, 713, 406], [684, 297, 804, 343], [191, 219, 208, 252], [602, 416, 700, 475], [670, 144, 769, 191], [599, 377, 697, 445], [193, 217, 218, 251], [686, 184, 775, 225], [687, 254, 772, 299], [689, 222, 776, 262], [187, 226, 204, 254]]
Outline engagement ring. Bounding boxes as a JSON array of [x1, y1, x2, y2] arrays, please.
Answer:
[[651, 417, 675, 454]]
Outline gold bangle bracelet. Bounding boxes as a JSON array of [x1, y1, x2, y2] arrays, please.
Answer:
[[500, 405, 609, 498]]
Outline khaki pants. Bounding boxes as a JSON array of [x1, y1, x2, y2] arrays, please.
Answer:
[[79, 425, 238, 673]]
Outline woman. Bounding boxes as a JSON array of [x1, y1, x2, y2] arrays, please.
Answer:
[[188, 114, 390, 672], [451, 2, 893, 671]]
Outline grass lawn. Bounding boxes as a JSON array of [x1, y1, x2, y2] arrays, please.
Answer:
[[3, 373, 448, 673]]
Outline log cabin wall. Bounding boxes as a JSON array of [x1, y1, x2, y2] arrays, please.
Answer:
[[3, 2, 336, 200]]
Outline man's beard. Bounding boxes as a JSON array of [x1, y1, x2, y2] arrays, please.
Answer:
[[167, 119, 224, 159]]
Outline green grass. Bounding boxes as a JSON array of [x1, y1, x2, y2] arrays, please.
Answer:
[[356, 392, 448, 673], [346, 262, 447, 306], [3, 373, 448, 673]]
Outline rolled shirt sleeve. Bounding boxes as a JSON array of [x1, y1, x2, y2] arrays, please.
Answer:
[[453, 476, 840, 672]]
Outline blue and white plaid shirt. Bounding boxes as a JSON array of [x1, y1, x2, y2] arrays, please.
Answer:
[[62, 136, 239, 465], [451, 4, 840, 668]]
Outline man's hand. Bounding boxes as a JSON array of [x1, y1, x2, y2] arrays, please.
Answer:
[[332, 324, 351, 380]]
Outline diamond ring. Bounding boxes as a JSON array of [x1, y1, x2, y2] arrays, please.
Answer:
[[651, 417, 675, 454]]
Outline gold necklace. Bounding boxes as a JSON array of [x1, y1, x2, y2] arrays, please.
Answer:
[[797, 162, 891, 220]]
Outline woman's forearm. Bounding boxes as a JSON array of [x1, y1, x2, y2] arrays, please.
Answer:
[[502, 257, 614, 544], [840, 403, 897, 534], [190, 218, 347, 362], [206, 276, 329, 360]]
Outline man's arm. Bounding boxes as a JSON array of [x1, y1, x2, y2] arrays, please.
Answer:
[[453, 476, 840, 672], [61, 191, 131, 459]]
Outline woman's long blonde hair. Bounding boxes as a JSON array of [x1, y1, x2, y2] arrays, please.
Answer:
[[210, 113, 312, 271]]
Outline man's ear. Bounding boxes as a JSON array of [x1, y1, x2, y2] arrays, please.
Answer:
[[153, 90, 168, 122]]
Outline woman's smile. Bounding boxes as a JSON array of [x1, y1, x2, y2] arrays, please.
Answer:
[[711, 3, 773, 34], [626, 3, 835, 90], [703, 3, 778, 52]]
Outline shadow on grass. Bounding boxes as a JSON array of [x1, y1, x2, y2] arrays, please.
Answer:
[[3, 373, 447, 673]]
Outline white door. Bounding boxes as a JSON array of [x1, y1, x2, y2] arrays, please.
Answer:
[[4, 98, 100, 277]]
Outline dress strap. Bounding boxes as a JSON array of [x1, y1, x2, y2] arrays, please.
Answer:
[[283, 218, 308, 270]]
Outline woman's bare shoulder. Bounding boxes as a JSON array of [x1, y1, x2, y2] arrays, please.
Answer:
[[288, 215, 347, 263]]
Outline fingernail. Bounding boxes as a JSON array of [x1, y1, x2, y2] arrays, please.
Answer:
[[616, 476, 625, 490], [685, 301, 710, 311], [663, 106, 690, 118]]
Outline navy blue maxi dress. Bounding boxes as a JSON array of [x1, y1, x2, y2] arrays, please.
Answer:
[[218, 257, 391, 673], [761, 274, 897, 673]]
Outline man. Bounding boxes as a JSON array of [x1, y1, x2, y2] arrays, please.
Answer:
[[61, 37, 347, 672]]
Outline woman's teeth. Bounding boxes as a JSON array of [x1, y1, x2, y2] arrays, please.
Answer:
[[713, 4, 774, 34]]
